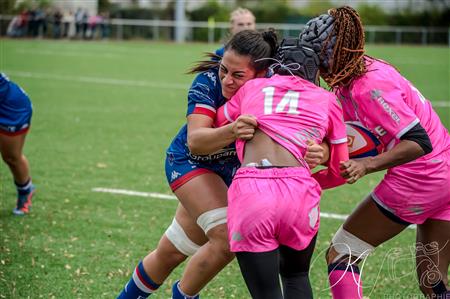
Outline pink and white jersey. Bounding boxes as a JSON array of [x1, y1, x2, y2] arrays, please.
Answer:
[[336, 57, 450, 159], [218, 74, 348, 165]]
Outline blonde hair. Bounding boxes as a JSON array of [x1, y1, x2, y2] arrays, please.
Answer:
[[230, 7, 255, 24]]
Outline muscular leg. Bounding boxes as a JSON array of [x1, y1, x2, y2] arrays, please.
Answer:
[[326, 195, 409, 299], [117, 204, 207, 298], [0, 133, 30, 184], [327, 195, 409, 263], [175, 173, 234, 296], [143, 204, 208, 284], [416, 219, 450, 296]]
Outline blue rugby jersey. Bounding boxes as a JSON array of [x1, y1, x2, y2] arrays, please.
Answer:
[[165, 67, 239, 189]]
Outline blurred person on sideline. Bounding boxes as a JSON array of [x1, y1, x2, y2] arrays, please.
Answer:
[[0, 73, 35, 216], [215, 7, 256, 58]]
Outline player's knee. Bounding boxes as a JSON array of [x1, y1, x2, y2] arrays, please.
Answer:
[[1, 152, 21, 166], [327, 226, 375, 264], [165, 218, 201, 257], [197, 207, 227, 237], [197, 207, 232, 259]]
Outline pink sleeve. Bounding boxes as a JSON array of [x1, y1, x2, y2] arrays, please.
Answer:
[[312, 99, 349, 189], [327, 97, 348, 145], [356, 81, 419, 139], [312, 142, 348, 189], [214, 87, 244, 127]]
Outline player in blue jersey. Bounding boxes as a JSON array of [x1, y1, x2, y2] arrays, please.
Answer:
[[117, 29, 328, 299], [0, 73, 35, 215], [214, 7, 256, 58]]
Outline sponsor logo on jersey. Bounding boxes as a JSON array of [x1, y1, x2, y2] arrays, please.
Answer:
[[205, 71, 217, 86], [232, 231, 242, 241], [275, 126, 322, 147], [171, 170, 181, 181], [371, 89, 400, 124], [188, 148, 237, 162], [374, 125, 387, 137]]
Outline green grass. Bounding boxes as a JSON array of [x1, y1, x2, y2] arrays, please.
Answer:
[[0, 39, 449, 298]]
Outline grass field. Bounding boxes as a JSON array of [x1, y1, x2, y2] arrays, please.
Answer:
[[0, 39, 449, 298]]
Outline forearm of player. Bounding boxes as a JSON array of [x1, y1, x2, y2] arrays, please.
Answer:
[[363, 139, 425, 174], [187, 124, 235, 155], [312, 142, 348, 189]]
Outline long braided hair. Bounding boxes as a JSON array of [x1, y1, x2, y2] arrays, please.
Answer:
[[322, 6, 366, 88]]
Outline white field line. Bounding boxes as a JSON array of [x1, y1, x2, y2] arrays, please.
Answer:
[[92, 187, 417, 229], [7, 70, 450, 107], [5, 70, 187, 90], [14, 49, 444, 66]]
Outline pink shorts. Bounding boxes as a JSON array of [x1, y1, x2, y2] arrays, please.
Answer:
[[227, 167, 321, 253], [373, 150, 450, 224]]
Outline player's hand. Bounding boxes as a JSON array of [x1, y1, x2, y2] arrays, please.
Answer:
[[232, 115, 258, 140], [305, 140, 325, 169], [340, 159, 368, 184]]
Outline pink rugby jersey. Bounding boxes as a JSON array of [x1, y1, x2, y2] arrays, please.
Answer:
[[336, 57, 450, 160], [216, 74, 349, 189]]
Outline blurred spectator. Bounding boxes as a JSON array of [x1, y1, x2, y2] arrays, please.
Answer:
[[230, 7, 256, 35], [82, 10, 89, 39], [53, 9, 63, 38], [35, 7, 47, 38], [63, 10, 76, 38], [215, 7, 256, 57], [100, 11, 110, 39], [6, 16, 22, 37], [75, 8, 84, 38], [87, 14, 102, 39], [28, 6, 38, 37]]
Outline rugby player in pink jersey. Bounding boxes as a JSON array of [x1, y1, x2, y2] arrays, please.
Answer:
[[214, 38, 349, 299], [117, 30, 328, 299], [300, 6, 450, 298]]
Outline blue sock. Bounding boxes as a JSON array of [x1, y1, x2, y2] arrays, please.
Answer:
[[172, 280, 199, 299], [117, 261, 160, 299], [15, 178, 34, 195]]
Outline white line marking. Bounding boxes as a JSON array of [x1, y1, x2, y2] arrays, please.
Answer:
[[92, 187, 416, 229], [16, 49, 121, 58], [92, 187, 177, 200], [432, 102, 450, 108], [7, 70, 449, 107], [5, 70, 188, 90]]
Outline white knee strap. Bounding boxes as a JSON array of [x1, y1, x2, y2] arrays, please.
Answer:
[[331, 226, 375, 263], [165, 218, 201, 256], [196, 207, 227, 234]]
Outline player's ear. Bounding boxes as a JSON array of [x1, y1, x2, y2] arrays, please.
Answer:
[[255, 69, 267, 78]]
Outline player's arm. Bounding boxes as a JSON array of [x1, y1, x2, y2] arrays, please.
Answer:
[[311, 97, 349, 189], [187, 114, 257, 155], [341, 123, 431, 183], [341, 83, 432, 183], [312, 142, 348, 189], [188, 86, 257, 155], [304, 140, 330, 169]]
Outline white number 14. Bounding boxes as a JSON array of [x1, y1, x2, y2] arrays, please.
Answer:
[[262, 86, 300, 115]]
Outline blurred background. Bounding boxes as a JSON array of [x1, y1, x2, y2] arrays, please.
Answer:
[[1, 0, 449, 44]]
